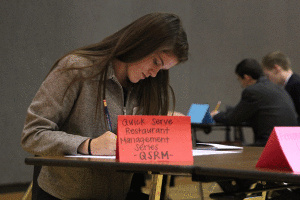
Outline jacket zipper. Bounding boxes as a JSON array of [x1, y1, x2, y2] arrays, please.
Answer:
[[111, 76, 128, 115]]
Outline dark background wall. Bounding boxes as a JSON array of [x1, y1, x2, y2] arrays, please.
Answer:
[[1, 0, 300, 184]]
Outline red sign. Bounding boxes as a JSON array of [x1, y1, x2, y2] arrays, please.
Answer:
[[256, 127, 300, 172], [116, 115, 193, 162]]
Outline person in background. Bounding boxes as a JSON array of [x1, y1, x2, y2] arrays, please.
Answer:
[[210, 58, 298, 200], [21, 12, 188, 200], [211, 58, 297, 147], [261, 51, 300, 124]]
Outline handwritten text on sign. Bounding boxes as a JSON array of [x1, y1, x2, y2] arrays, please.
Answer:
[[117, 115, 193, 162]]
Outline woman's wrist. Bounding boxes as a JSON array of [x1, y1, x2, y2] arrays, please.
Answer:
[[77, 139, 90, 155], [88, 139, 92, 155]]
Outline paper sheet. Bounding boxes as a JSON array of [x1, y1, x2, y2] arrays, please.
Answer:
[[66, 150, 241, 158], [65, 155, 116, 159], [192, 149, 242, 156], [65, 144, 242, 159], [196, 143, 243, 150]]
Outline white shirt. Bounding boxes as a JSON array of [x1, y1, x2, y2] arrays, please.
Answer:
[[284, 73, 293, 86]]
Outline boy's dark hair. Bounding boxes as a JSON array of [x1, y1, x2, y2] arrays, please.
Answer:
[[235, 59, 263, 80]]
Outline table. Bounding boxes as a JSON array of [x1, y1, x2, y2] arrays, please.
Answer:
[[25, 157, 194, 200], [193, 147, 300, 183], [25, 147, 300, 200], [191, 123, 248, 147]]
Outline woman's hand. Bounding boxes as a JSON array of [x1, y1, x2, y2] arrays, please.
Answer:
[[168, 111, 185, 116], [91, 131, 117, 155], [78, 131, 117, 156]]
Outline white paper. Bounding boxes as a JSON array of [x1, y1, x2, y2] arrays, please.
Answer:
[[65, 155, 116, 159], [192, 149, 242, 156], [65, 143, 242, 159], [196, 142, 243, 150]]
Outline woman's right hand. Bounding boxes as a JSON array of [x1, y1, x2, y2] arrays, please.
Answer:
[[91, 131, 117, 155]]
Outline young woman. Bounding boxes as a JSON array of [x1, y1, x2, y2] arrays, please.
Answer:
[[21, 12, 189, 200]]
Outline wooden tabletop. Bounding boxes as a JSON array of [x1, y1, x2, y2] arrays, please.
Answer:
[[25, 147, 300, 183], [193, 147, 300, 184], [25, 155, 194, 174]]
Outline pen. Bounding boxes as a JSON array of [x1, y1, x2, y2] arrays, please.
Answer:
[[196, 147, 218, 151], [196, 143, 218, 151], [103, 100, 113, 132], [214, 101, 221, 112]]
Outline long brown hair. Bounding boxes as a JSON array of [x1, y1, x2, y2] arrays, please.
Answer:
[[48, 12, 188, 116]]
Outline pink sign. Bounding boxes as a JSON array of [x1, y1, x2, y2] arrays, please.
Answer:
[[256, 127, 300, 172], [116, 115, 193, 163]]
